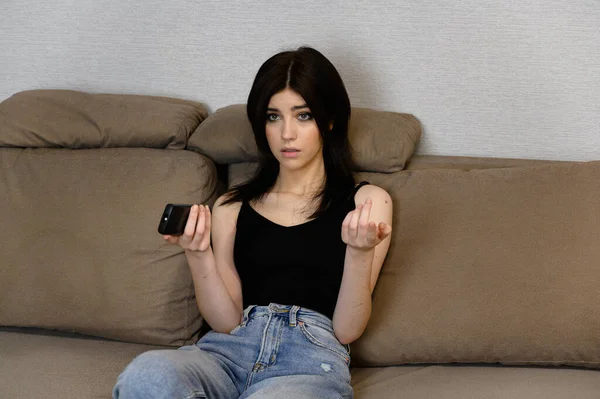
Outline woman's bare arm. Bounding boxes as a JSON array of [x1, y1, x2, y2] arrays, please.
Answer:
[[185, 248, 241, 333], [165, 195, 244, 334], [332, 185, 393, 344]]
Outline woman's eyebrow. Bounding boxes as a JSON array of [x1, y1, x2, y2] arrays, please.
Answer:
[[267, 104, 309, 112]]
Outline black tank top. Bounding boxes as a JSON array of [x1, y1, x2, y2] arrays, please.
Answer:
[[233, 181, 370, 320]]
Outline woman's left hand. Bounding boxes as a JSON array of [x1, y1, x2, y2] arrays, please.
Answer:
[[342, 197, 392, 251]]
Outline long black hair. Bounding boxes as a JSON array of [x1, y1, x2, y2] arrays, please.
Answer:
[[221, 46, 357, 219]]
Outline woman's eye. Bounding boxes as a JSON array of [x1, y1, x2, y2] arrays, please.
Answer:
[[267, 114, 280, 122], [298, 113, 313, 121]]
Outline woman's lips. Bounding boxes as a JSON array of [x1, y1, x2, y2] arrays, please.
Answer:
[[281, 149, 300, 158]]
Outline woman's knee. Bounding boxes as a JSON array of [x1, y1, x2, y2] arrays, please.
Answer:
[[113, 350, 193, 398]]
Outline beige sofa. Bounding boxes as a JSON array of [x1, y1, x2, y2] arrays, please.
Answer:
[[1, 90, 599, 398]]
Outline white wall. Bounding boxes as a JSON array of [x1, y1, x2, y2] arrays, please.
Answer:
[[1, 1, 598, 161]]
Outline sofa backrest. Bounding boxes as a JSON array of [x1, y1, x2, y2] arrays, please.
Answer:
[[230, 157, 600, 370], [0, 90, 217, 346], [0, 89, 208, 149], [187, 104, 422, 173], [357, 160, 599, 369]]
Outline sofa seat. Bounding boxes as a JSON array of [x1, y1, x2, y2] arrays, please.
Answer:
[[351, 364, 600, 398], [3, 328, 599, 399], [0, 328, 163, 399]]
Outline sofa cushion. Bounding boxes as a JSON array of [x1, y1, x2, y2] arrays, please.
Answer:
[[0, 147, 219, 346], [404, 154, 565, 170], [226, 156, 565, 189], [187, 104, 421, 172], [351, 365, 600, 399], [0, 328, 161, 399], [0, 90, 208, 149], [228, 162, 257, 188], [3, 328, 598, 399], [350, 161, 600, 368]]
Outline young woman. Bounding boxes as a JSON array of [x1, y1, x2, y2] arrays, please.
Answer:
[[113, 47, 393, 399]]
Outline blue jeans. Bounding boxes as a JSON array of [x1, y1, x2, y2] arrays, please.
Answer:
[[113, 303, 353, 398]]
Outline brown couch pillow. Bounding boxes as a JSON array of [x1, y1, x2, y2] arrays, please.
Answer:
[[187, 104, 421, 172], [351, 161, 600, 369], [0, 90, 208, 149], [0, 147, 219, 346]]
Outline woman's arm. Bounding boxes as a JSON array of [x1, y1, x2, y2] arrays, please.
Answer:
[[185, 247, 242, 334], [332, 185, 393, 344], [165, 196, 244, 334]]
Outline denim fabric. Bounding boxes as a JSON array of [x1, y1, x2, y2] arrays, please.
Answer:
[[113, 303, 353, 398]]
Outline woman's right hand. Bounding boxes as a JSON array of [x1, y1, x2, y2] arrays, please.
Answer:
[[163, 204, 212, 252]]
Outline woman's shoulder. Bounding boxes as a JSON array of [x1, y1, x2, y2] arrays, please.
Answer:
[[212, 193, 243, 226], [214, 192, 243, 208], [353, 182, 392, 207]]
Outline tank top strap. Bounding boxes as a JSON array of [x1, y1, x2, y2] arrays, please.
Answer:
[[238, 198, 260, 225], [353, 180, 370, 195]]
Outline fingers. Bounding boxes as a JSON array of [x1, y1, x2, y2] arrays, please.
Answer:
[[358, 198, 372, 238], [343, 197, 392, 248], [163, 204, 212, 252], [349, 203, 362, 238], [191, 205, 212, 251], [163, 235, 178, 245], [366, 221, 378, 243], [341, 210, 352, 242], [183, 204, 199, 239], [190, 205, 206, 248], [200, 205, 212, 251], [344, 197, 372, 242], [351, 198, 372, 239], [378, 222, 392, 240]]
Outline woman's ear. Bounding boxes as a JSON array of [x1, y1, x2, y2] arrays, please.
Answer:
[[329, 121, 334, 131]]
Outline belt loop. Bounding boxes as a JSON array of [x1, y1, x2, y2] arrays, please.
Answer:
[[289, 305, 300, 326], [241, 305, 256, 326]]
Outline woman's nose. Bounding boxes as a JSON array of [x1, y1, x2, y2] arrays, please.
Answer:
[[281, 119, 296, 140]]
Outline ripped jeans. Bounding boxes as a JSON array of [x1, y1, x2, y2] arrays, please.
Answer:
[[113, 303, 353, 399]]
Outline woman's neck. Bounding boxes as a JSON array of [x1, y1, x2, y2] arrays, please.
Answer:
[[273, 163, 325, 198]]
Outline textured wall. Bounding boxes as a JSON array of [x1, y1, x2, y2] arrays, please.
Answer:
[[1, 1, 598, 161]]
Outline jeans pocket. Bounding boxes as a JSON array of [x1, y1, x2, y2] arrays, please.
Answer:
[[298, 321, 350, 365]]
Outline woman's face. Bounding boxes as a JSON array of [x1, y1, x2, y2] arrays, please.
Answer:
[[265, 88, 323, 170]]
